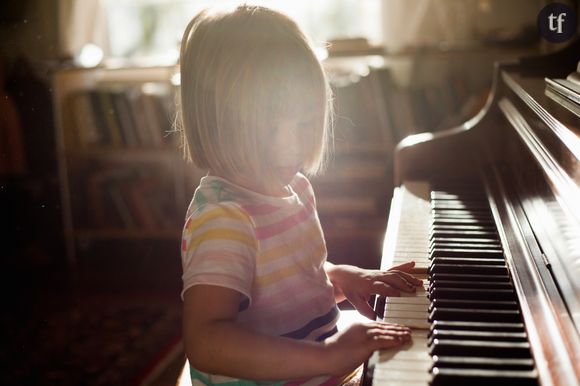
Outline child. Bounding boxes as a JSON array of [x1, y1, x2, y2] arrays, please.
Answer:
[[178, 5, 422, 385]]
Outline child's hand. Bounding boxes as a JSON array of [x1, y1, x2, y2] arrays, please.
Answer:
[[325, 261, 423, 320], [324, 321, 411, 376]]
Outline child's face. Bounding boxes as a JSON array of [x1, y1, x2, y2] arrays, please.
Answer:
[[268, 115, 309, 187]]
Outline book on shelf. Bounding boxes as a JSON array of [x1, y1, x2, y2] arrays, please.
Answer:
[[68, 91, 100, 147], [332, 72, 389, 145], [85, 167, 130, 227], [67, 85, 175, 149], [82, 164, 179, 230], [330, 65, 482, 146], [123, 178, 159, 229]]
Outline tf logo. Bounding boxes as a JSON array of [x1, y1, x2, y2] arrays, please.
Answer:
[[537, 2, 577, 43]]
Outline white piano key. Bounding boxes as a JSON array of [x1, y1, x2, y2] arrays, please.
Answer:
[[385, 303, 428, 312], [393, 252, 429, 258], [393, 262, 429, 273], [374, 368, 432, 382], [373, 181, 432, 386], [393, 256, 429, 262], [383, 317, 430, 329], [378, 332, 430, 362], [379, 349, 431, 362], [410, 330, 429, 339], [384, 310, 430, 319], [399, 288, 428, 298], [378, 359, 432, 371], [385, 296, 430, 305], [371, 380, 428, 386], [396, 248, 428, 252]]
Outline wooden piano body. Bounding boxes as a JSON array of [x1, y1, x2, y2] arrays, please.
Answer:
[[366, 39, 580, 386]]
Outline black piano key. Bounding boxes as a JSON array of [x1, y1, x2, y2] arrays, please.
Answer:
[[430, 237, 500, 245], [431, 356, 535, 370], [430, 257, 506, 265], [431, 224, 497, 232], [429, 288, 516, 301], [429, 329, 528, 343], [431, 216, 492, 222], [433, 210, 493, 216], [431, 186, 485, 192], [432, 200, 488, 205], [430, 320, 525, 332], [429, 299, 518, 311], [430, 240, 502, 248], [432, 203, 490, 211], [431, 368, 538, 386], [433, 218, 495, 226], [430, 248, 503, 258], [431, 230, 499, 239], [430, 263, 509, 275], [429, 307, 521, 323], [429, 280, 513, 290], [431, 208, 493, 219], [430, 273, 511, 282], [430, 339, 532, 358], [431, 195, 488, 201], [432, 210, 492, 217], [429, 243, 502, 252], [431, 191, 487, 199]]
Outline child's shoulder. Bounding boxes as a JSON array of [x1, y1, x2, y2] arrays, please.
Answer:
[[291, 172, 313, 191], [192, 176, 242, 207], [184, 200, 254, 238], [291, 172, 315, 200], [185, 176, 255, 227]]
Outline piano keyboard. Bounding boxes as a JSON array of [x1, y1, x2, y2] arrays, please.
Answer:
[[369, 181, 539, 386]]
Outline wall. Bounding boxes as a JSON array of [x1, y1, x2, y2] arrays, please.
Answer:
[[0, 0, 60, 67]]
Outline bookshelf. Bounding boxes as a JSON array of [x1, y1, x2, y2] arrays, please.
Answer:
[[310, 59, 393, 268], [52, 46, 536, 269], [52, 66, 202, 267], [314, 47, 536, 268]]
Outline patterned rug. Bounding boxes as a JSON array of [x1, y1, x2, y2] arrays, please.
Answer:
[[1, 292, 182, 386]]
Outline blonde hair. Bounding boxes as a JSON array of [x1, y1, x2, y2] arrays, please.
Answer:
[[178, 5, 333, 179]]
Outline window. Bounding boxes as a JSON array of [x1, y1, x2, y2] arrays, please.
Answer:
[[100, 0, 382, 65]]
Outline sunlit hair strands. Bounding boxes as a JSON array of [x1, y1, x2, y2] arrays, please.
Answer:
[[177, 5, 334, 181]]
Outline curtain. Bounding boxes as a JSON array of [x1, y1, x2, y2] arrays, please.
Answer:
[[58, 0, 109, 60]]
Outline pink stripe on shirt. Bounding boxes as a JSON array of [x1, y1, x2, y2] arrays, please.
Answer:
[[254, 204, 314, 239], [241, 203, 280, 216]]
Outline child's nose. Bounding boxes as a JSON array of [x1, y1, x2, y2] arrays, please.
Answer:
[[274, 129, 301, 158]]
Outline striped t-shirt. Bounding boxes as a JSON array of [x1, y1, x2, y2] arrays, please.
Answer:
[[181, 173, 344, 386]]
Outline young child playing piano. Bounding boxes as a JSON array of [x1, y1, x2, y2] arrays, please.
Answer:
[[178, 5, 423, 385]]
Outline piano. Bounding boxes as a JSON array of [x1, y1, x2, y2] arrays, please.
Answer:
[[364, 38, 580, 386]]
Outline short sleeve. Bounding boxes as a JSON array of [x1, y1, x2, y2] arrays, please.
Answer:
[[180, 203, 257, 302]]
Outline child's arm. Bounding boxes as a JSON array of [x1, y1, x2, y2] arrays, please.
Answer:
[[324, 261, 423, 319], [183, 284, 411, 380]]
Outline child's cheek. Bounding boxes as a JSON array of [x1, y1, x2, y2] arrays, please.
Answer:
[[272, 137, 302, 168]]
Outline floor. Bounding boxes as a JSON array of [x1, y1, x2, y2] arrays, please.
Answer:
[[2, 240, 185, 386], [3, 236, 370, 386]]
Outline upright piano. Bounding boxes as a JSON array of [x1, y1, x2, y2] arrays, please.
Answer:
[[364, 39, 580, 386]]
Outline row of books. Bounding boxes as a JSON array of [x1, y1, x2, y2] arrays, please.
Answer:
[[67, 84, 176, 148], [76, 166, 180, 230], [331, 67, 487, 147]]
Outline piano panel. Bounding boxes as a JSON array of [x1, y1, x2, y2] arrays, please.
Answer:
[[367, 38, 580, 386], [367, 180, 545, 386], [497, 69, 580, 335]]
